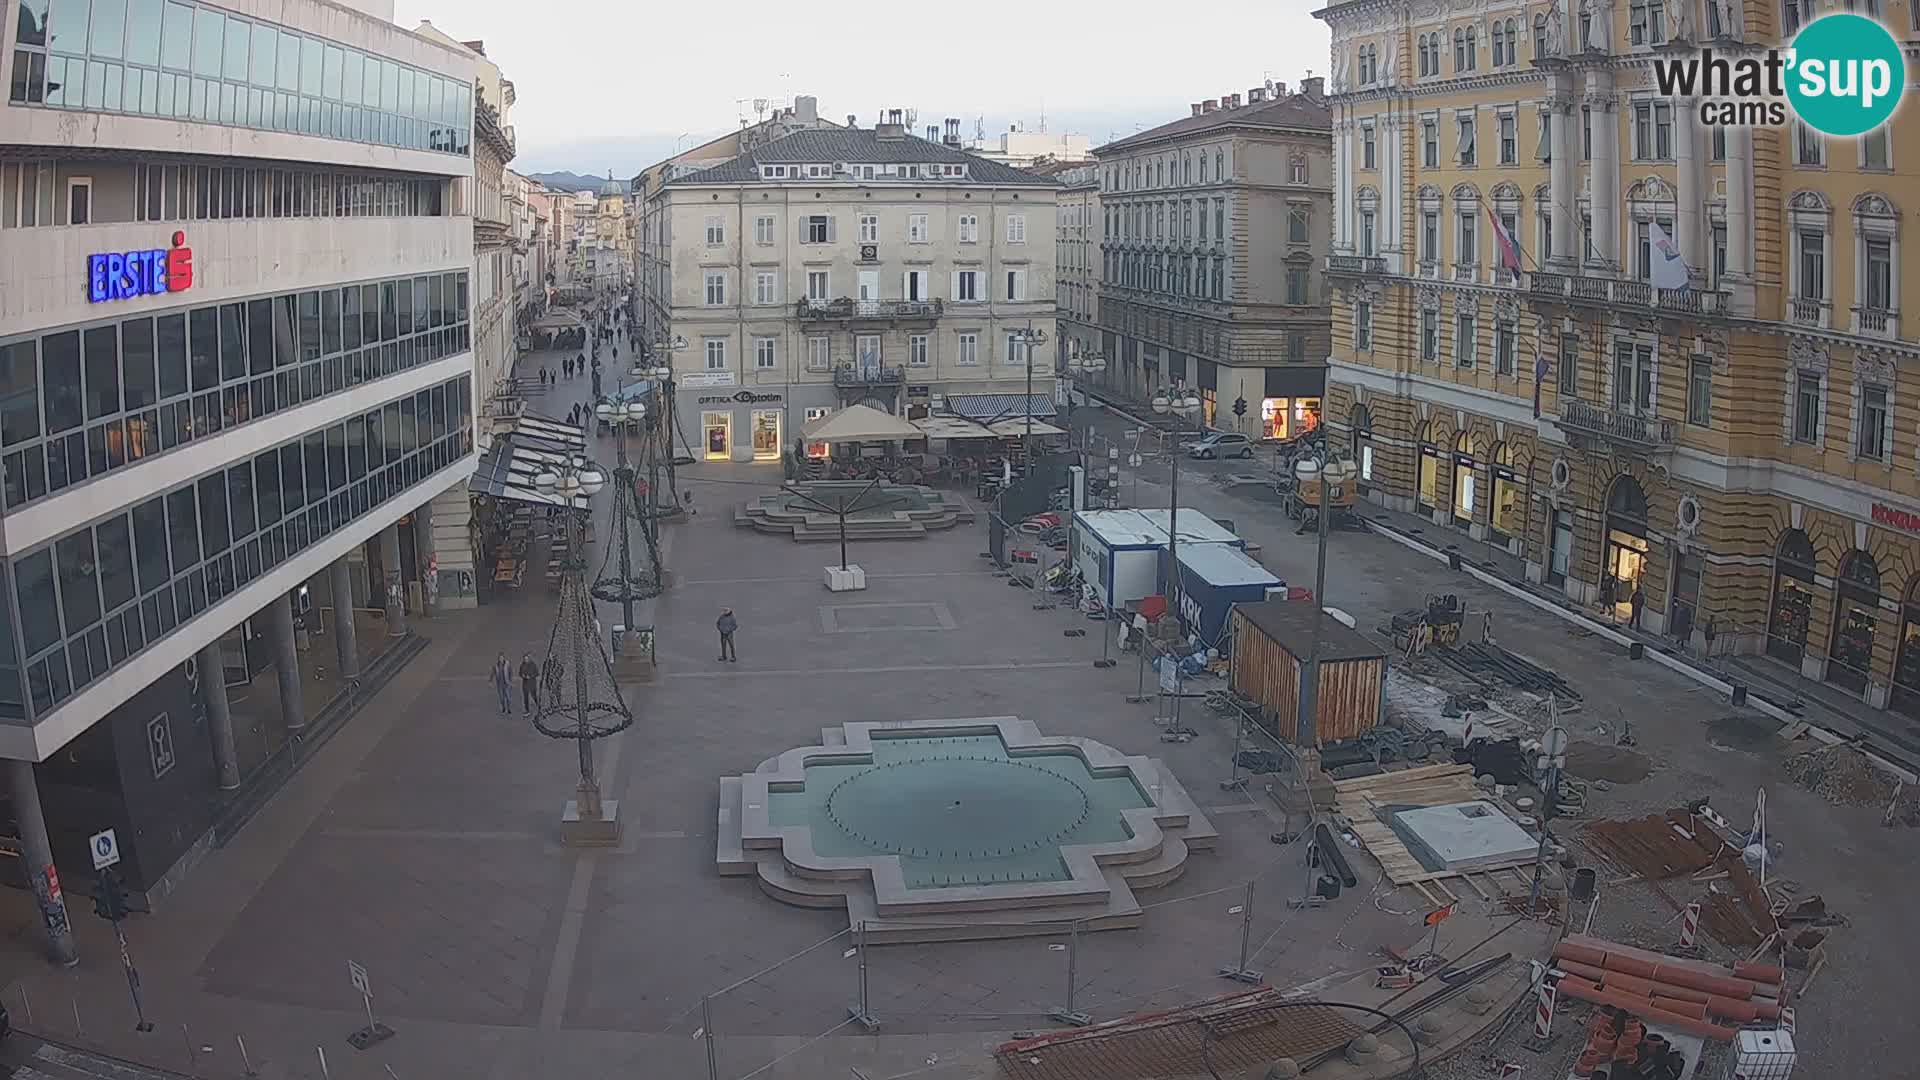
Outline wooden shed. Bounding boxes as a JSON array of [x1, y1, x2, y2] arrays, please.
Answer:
[[1229, 599, 1387, 746]]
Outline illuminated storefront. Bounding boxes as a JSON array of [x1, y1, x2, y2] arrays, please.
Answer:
[[1417, 442, 1441, 515], [1451, 433, 1477, 531], [1488, 443, 1524, 541], [1261, 397, 1321, 441], [1768, 529, 1817, 665], [702, 411, 732, 460], [1828, 551, 1882, 693], [751, 409, 782, 461]]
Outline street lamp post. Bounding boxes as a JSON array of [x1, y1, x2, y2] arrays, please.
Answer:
[[532, 456, 631, 846], [591, 398, 657, 635], [1290, 452, 1356, 751], [1151, 386, 1202, 637], [1009, 324, 1050, 464], [1064, 352, 1107, 429]]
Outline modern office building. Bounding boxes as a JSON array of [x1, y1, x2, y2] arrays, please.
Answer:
[[1316, 0, 1920, 712], [648, 114, 1059, 463], [1, 0, 478, 959], [1092, 80, 1333, 439]]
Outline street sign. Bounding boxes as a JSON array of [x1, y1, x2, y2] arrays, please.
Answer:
[[348, 960, 370, 998], [89, 828, 121, 870]]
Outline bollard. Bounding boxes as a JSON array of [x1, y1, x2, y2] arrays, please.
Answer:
[[1679, 902, 1701, 948], [1533, 977, 1557, 1040]]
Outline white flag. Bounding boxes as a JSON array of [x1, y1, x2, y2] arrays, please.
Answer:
[[1648, 221, 1690, 290]]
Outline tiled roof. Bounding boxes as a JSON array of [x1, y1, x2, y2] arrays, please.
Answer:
[[669, 128, 1060, 187], [1095, 94, 1331, 155]]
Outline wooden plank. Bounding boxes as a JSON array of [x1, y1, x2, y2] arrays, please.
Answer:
[[1433, 877, 1459, 903], [1330, 763, 1474, 791], [1412, 881, 1443, 906]]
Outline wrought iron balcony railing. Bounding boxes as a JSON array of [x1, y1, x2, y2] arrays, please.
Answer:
[[797, 298, 944, 322], [1557, 399, 1676, 451]]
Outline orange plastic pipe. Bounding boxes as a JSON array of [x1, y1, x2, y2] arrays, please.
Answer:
[[1554, 978, 1740, 1042], [1652, 996, 1709, 1020], [1555, 942, 1610, 968], [1648, 963, 1758, 1000], [1734, 961, 1786, 983], [1557, 959, 1609, 984], [1602, 952, 1658, 979]]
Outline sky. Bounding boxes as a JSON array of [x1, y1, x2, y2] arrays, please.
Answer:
[[392, 0, 1333, 178]]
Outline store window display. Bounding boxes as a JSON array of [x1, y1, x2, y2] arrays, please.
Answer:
[[1768, 529, 1817, 665], [1828, 550, 1881, 694]]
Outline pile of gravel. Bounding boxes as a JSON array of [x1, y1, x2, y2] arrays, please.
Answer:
[[1783, 744, 1902, 807]]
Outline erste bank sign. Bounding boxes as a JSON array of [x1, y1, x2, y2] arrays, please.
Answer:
[[87, 231, 194, 304]]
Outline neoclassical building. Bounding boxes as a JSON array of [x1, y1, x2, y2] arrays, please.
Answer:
[[1317, 0, 1920, 713]]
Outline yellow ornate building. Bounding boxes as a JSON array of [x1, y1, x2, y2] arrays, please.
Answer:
[[1316, 0, 1920, 714]]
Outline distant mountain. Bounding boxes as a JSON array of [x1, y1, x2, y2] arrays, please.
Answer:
[[525, 170, 612, 193]]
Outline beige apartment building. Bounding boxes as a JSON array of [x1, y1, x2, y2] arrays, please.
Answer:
[[1317, 0, 1920, 714], [1040, 162, 1102, 367], [653, 115, 1059, 463], [1092, 81, 1334, 439]]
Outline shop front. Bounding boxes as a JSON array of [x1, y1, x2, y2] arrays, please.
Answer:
[[1827, 550, 1882, 694], [1451, 433, 1478, 532], [1258, 365, 1324, 441], [694, 388, 795, 464], [1768, 529, 1817, 665], [1892, 578, 1920, 717], [1488, 443, 1524, 543], [1417, 439, 1441, 517], [1602, 476, 1650, 618], [1348, 404, 1374, 487]]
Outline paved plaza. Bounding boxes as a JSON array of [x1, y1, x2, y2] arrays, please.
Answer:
[[0, 380, 1910, 1079]]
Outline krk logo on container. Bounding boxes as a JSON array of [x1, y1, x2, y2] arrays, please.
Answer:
[[1650, 13, 1905, 136]]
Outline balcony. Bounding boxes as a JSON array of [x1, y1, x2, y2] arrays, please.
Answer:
[[1789, 297, 1829, 328], [1854, 305, 1900, 338], [1556, 400, 1676, 453], [1529, 272, 1730, 317], [832, 363, 908, 389], [796, 298, 944, 324], [1327, 254, 1386, 276]]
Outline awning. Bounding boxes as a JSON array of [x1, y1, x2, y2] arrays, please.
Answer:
[[468, 434, 598, 510], [512, 413, 587, 453], [912, 415, 995, 440], [986, 417, 1068, 438], [801, 403, 922, 443], [944, 393, 1057, 422]]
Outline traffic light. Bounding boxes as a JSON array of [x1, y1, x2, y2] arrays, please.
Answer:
[[92, 869, 128, 921], [1232, 396, 1248, 418]]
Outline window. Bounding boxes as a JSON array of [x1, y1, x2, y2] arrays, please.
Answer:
[[1288, 205, 1310, 244], [958, 213, 978, 242], [1355, 301, 1373, 350], [1863, 237, 1893, 310], [1455, 311, 1476, 367], [754, 337, 776, 370], [1534, 12, 1549, 57], [858, 214, 878, 243], [1499, 114, 1517, 163], [67, 176, 92, 225], [1784, 0, 1805, 32], [1860, 385, 1889, 460], [753, 214, 775, 245], [1360, 211, 1377, 256], [1422, 211, 1439, 262], [909, 334, 929, 367], [1458, 213, 1477, 265], [1630, 0, 1666, 43], [703, 271, 727, 306], [1286, 268, 1309, 304], [1687, 357, 1713, 426], [1362, 123, 1376, 169], [1797, 230, 1825, 299], [1289, 157, 1307, 184], [1712, 224, 1728, 285], [1457, 115, 1476, 165], [1004, 332, 1030, 368], [1491, 20, 1508, 65], [1614, 341, 1656, 414], [1214, 199, 1225, 241], [1634, 220, 1674, 282], [704, 338, 727, 371], [956, 332, 979, 365], [1541, 209, 1555, 261], [908, 213, 928, 242], [1862, 129, 1890, 170], [704, 215, 724, 246], [804, 214, 830, 243], [1582, 105, 1593, 160], [902, 270, 929, 301], [806, 270, 830, 302], [1795, 122, 1823, 166], [1006, 214, 1026, 243], [755, 271, 778, 306], [1558, 333, 1579, 397], [954, 270, 980, 302], [806, 336, 831, 371], [1794, 372, 1822, 443], [1422, 120, 1439, 167], [1495, 320, 1516, 374], [1005, 269, 1027, 301], [1712, 125, 1727, 161], [1421, 310, 1439, 362]]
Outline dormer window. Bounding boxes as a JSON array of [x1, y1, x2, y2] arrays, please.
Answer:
[[762, 165, 790, 179], [806, 164, 832, 178]]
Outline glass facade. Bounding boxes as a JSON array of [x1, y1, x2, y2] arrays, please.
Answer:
[[3, 372, 473, 721], [9, 0, 473, 156], [0, 270, 471, 510]]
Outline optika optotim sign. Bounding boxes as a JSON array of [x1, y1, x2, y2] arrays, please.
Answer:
[[87, 231, 194, 304], [1649, 14, 1903, 136]]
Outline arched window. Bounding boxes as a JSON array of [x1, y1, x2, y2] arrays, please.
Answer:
[[1454, 27, 1468, 71], [1506, 19, 1519, 62], [1534, 13, 1549, 59], [1830, 550, 1883, 693], [1466, 26, 1478, 69], [1417, 420, 1442, 512], [1418, 35, 1430, 76], [1491, 21, 1506, 66], [1350, 403, 1374, 482]]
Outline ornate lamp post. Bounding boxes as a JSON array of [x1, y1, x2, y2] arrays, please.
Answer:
[[1151, 388, 1203, 621], [591, 398, 663, 637], [1064, 351, 1107, 427], [1289, 452, 1357, 751], [1009, 324, 1051, 460], [532, 456, 631, 846]]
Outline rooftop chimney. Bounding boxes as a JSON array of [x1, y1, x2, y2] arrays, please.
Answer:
[[1191, 103, 1203, 117], [876, 108, 907, 141], [944, 117, 962, 146], [1299, 76, 1324, 99], [1248, 87, 1266, 103], [1227, 93, 1242, 109], [927, 125, 940, 141], [793, 94, 818, 123], [1274, 81, 1289, 97], [847, 113, 857, 126], [1203, 99, 1218, 113]]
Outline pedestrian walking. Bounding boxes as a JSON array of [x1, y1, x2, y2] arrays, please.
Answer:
[[1628, 586, 1645, 630], [1671, 601, 1694, 650], [1702, 615, 1718, 658], [491, 652, 513, 715], [518, 651, 541, 714], [716, 608, 738, 662]]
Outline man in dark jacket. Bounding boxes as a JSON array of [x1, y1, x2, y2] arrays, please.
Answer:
[[518, 652, 541, 714], [717, 609, 738, 662]]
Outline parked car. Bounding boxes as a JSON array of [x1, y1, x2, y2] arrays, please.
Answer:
[[1188, 432, 1255, 459]]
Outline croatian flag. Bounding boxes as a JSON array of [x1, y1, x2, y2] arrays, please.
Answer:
[[1649, 221, 1691, 290], [1487, 205, 1523, 273]]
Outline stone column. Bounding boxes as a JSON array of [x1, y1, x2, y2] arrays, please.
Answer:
[[269, 592, 306, 734], [198, 641, 239, 790], [1548, 84, 1576, 267], [1726, 124, 1753, 279], [380, 524, 408, 637], [1588, 76, 1618, 269], [7, 759, 77, 966], [1331, 108, 1350, 252], [1674, 99, 1703, 273], [329, 556, 360, 685], [412, 503, 436, 619]]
